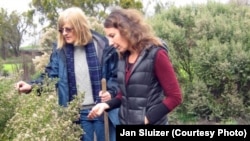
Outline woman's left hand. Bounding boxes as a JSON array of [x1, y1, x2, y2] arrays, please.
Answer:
[[99, 91, 112, 102]]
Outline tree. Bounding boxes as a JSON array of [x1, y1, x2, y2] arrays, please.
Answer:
[[0, 8, 9, 59], [142, 0, 173, 17], [29, 0, 143, 28], [0, 8, 36, 58]]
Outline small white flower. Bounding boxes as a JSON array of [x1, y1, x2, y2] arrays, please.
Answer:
[[32, 113, 38, 118]]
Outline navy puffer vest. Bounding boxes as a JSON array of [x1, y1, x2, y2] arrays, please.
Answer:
[[118, 46, 167, 125]]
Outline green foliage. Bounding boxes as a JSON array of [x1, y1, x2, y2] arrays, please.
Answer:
[[0, 59, 3, 73], [0, 76, 84, 141], [19, 45, 39, 50], [190, 39, 250, 121], [30, 0, 143, 27], [3, 64, 16, 73], [0, 8, 36, 58], [119, 0, 143, 9], [1, 62, 22, 77], [2, 70, 9, 77], [149, 2, 250, 123], [0, 79, 19, 133], [2, 63, 17, 77]]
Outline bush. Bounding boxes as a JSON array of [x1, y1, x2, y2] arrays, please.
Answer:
[[0, 78, 18, 133], [0, 77, 84, 141], [2, 70, 9, 77], [149, 2, 250, 123]]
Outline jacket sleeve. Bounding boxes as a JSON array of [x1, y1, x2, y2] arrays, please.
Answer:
[[93, 30, 120, 97], [102, 46, 119, 97]]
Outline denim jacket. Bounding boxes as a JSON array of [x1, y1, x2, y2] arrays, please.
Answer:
[[30, 30, 119, 107]]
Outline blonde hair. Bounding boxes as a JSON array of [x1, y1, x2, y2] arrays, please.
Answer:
[[57, 7, 92, 49]]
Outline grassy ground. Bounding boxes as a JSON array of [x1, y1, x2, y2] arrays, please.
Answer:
[[3, 64, 16, 72], [2, 63, 21, 74]]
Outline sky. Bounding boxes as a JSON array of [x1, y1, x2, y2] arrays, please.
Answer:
[[0, 0, 230, 46], [0, 0, 31, 13]]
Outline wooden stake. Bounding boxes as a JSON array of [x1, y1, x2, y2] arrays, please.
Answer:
[[101, 78, 109, 141]]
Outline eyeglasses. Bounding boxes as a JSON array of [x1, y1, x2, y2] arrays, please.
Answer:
[[58, 27, 73, 33]]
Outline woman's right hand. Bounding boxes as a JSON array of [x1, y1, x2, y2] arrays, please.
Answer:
[[87, 103, 110, 120], [15, 81, 32, 94]]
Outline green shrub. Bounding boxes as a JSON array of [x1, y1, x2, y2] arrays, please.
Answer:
[[0, 77, 83, 141], [0, 59, 3, 74], [2, 70, 9, 77], [149, 2, 250, 123], [0, 78, 18, 133], [2, 64, 21, 77]]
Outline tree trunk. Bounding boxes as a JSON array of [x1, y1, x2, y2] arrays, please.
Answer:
[[1, 39, 6, 60]]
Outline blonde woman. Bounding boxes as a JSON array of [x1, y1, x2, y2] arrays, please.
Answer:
[[16, 7, 119, 141]]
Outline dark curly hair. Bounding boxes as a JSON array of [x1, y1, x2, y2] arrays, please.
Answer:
[[104, 8, 163, 53]]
